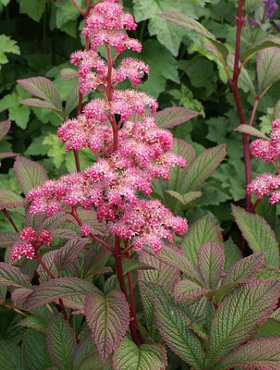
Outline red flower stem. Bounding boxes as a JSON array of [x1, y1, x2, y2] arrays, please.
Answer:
[[105, 44, 119, 152], [113, 237, 128, 300], [36, 255, 68, 320], [229, 0, 252, 212], [127, 270, 143, 344], [70, 207, 112, 252], [2, 209, 19, 232]]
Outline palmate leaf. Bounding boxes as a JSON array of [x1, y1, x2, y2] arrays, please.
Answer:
[[0, 232, 18, 249], [0, 35, 20, 66], [155, 292, 205, 369], [207, 282, 280, 366], [0, 120, 10, 141], [235, 124, 269, 139], [47, 315, 76, 370], [183, 144, 227, 192], [24, 277, 96, 310], [113, 337, 167, 370], [183, 214, 223, 265], [174, 279, 209, 303], [85, 289, 130, 360], [155, 106, 200, 129], [14, 156, 48, 194], [198, 242, 224, 289], [232, 205, 280, 268], [0, 262, 31, 288], [17, 76, 62, 112], [53, 238, 89, 271], [219, 337, 280, 370], [0, 339, 22, 370]]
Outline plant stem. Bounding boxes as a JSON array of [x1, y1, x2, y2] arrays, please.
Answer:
[[36, 255, 68, 320], [105, 44, 119, 152], [113, 237, 128, 300], [70, 208, 112, 252], [230, 0, 252, 212], [2, 209, 19, 232], [127, 271, 143, 345]]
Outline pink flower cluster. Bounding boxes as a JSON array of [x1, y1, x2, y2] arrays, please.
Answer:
[[83, 0, 141, 53], [250, 119, 280, 162], [26, 0, 188, 251], [248, 119, 280, 204], [11, 227, 52, 262]]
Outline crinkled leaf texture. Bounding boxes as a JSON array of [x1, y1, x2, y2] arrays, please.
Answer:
[[24, 277, 96, 310], [207, 281, 280, 366], [219, 337, 280, 370], [113, 337, 167, 370], [222, 253, 265, 288], [85, 289, 130, 360], [155, 106, 200, 128], [0, 262, 31, 288], [183, 214, 223, 265], [14, 156, 48, 194], [155, 291, 205, 369], [198, 242, 224, 289], [174, 279, 209, 302], [47, 315, 76, 370], [0, 189, 23, 209], [232, 205, 280, 268]]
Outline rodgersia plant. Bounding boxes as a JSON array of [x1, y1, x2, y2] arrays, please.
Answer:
[[1, 0, 280, 369]]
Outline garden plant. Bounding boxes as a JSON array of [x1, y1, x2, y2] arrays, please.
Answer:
[[1, 0, 280, 369]]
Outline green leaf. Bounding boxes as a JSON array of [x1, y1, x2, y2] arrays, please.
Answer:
[[207, 282, 280, 365], [20, 0, 47, 22], [0, 35, 20, 66], [219, 337, 280, 370], [222, 253, 265, 288], [0, 93, 30, 129], [235, 124, 269, 139], [232, 205, 280, 268], [155, 292, 205, 369], [47, 316, 76, 370], [22, 329, 51, 370], [17, 77, 62, 112], [174, 279, 209, 302], [257, 47, 280, 94], [158, 246, 203, 284], [65, 84, 79, 117], [0, 189, 23, 209], [198, 242, 224, 289], [0, 120, 11, 141], [113, 337, 167, 370], [0, 262, 31, 288], [24, 277, 96, 310], [165, 190, 202, 206], [85, 289, 130, 360], [141, 40, 179, 97], [134, 2, 198, 56], [0, 340, 22, 370], [182, 215, 223, 265], [183, 144, 227, 192], [155, 107, 200, 129], [43, 134, 66, 168], [14, 156, 48, 194]]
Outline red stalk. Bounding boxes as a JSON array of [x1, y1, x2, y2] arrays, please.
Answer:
[[230, 0, 252, 212], [127, 271, 143, 345], [2, 209, 19, 233], [36, 255, 68, 320], [105, 44, 119, 152]]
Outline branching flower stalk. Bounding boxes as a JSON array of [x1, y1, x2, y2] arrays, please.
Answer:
[[10, 0, 188, 345], [230, 0, 253, 212]]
